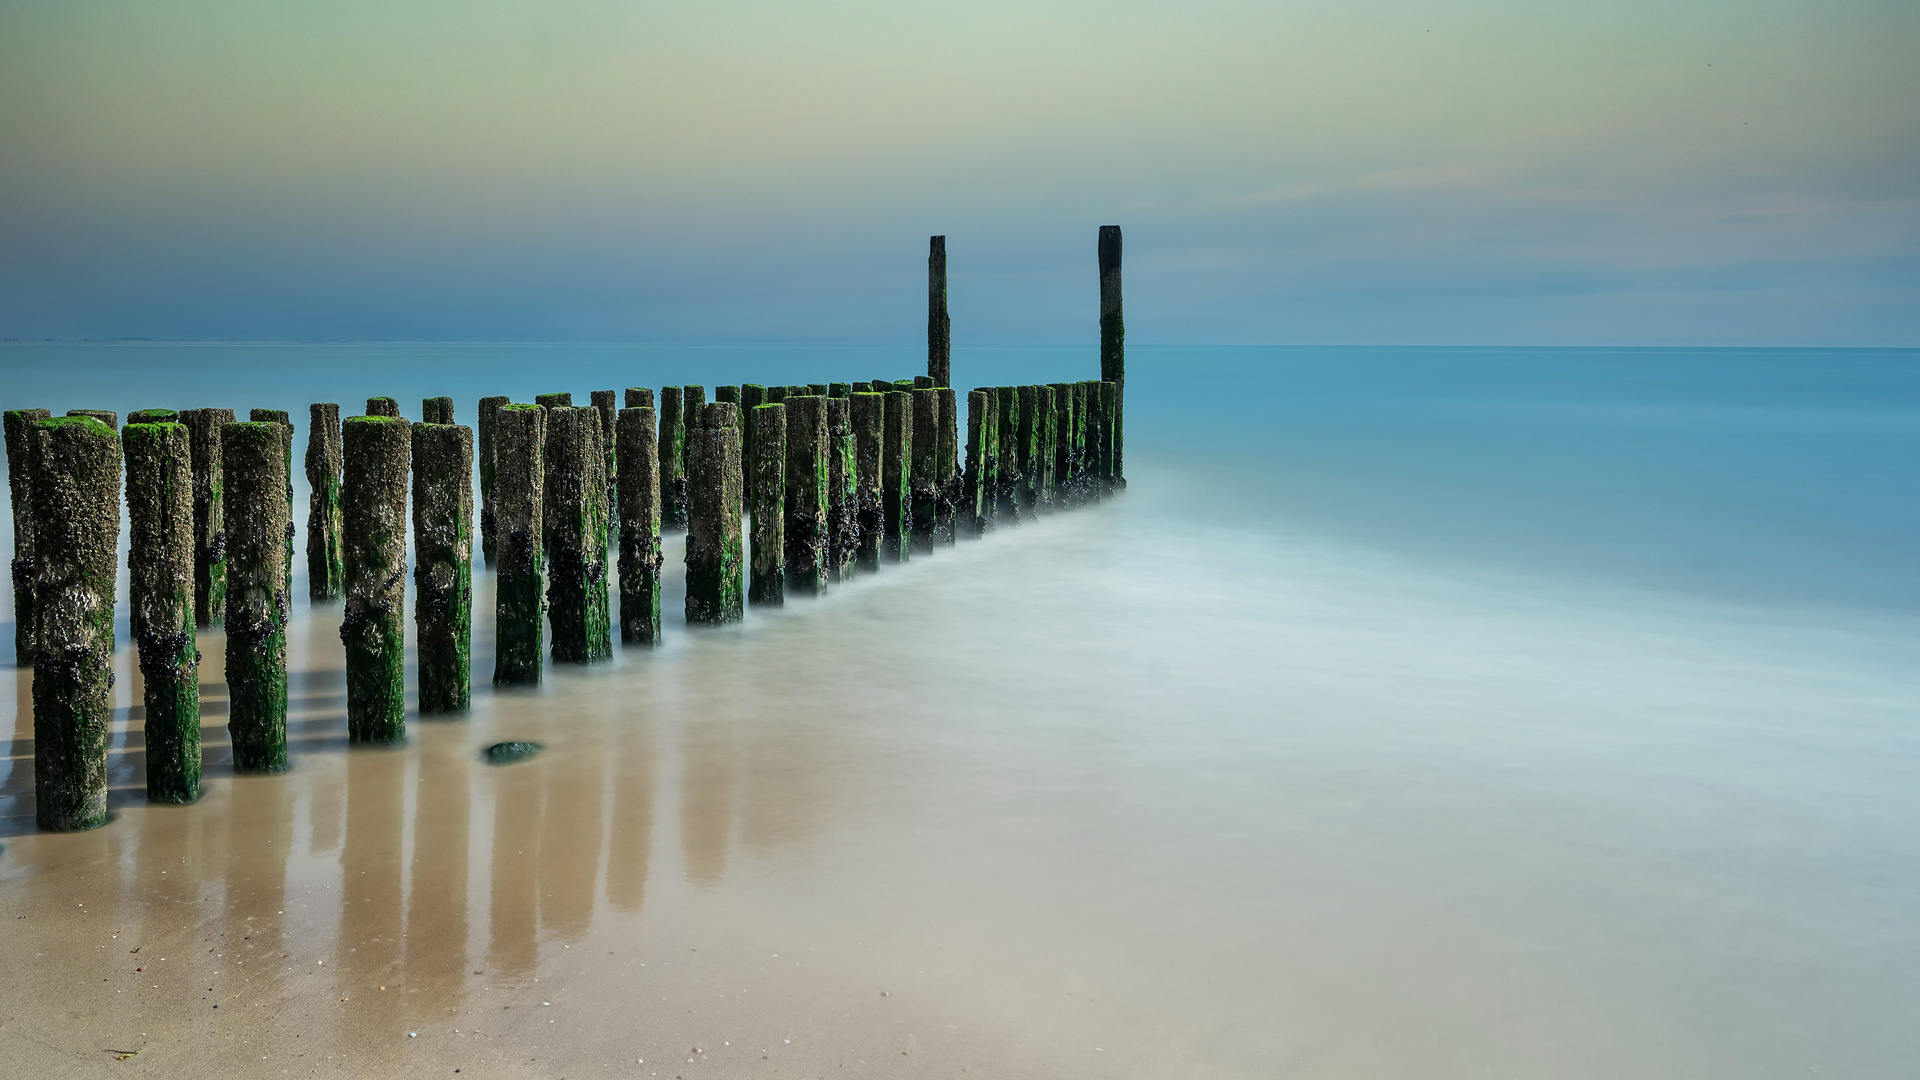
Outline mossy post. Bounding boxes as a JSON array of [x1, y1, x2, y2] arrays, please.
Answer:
[[686, 401, 744, 624], [591, 389, 618, 548], [412, 423, 473, 714], [249, 409, 295, 581], [659, 386, 687, 529], [827, 396, 858, 581], [306, 403, 345, 599], [1035, 385, 1057, 513], [767, 385, 788, 405], [342, 415, 410, 745], [30, 416, 120, 830], [783, 395, 829, 595], [180, 408, 234, 626], [477, 395, 510, 568], [1098, 224, 1125, 484], [850, 393, 884, 572], [995, 387, 1021, 522], [127, 408, 177, 425], [1098, 381, 1120, 492], [616, 406, 663, 644], [829, 382, 852, 398], [869, 379, 891, 393], [493, 405, 546, 685], [544, 408, 612, 663], [962, 390, 989, 537], [1014, 386, 1040, 515], [910, 388, 939, 554], [535, 392, 573, 410], [881, 391, 912, 562], [1048, 383, 1076, 507], [1079, 381, 1103, 501], [367, 397, 400, 418], [65, 409, 118, 430], [423, 397, 454, 425], [749, 404, 787, 606], [222, 420, 290, 773], [625, 388, 654, 408], [936, 387, 959, 544], [124, 421, 201, 804], [928, 235, 951, 388], [715, 386, 744, 509], [5, 408, 50, 664]]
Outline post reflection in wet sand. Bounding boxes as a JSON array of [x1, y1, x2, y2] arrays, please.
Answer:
[[605, 719, 655, 913], [487, 732, 542, 977], [339, 747, 404, 1034], [537, 713, 604, 941], [406, 724, 470, 1017], [678, 718, 734, 887]]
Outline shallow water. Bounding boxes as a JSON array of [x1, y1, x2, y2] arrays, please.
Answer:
[[3, 345, 1918, 1077]]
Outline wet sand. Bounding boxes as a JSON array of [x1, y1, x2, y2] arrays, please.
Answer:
[[5, 470, 1919, 1077]]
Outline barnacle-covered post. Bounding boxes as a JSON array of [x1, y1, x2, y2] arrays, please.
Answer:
[[4, 408, 50, 664], [249, 408, 295, 580], [367, 397, 400, 417], [30, 416, 120, 829], [180, 408, 234, 625], [223, 419, 290, 772], [544, 407, 611, 663], [850, 393, 884, 572], [1099, 224, 1125, 484], [342, 415, 410, 745], [658, 386, 687, 529], [685, 401, 743, 624], [827, 396, 858, 581], [124, 420, 201, 803], [881, 390, 912, 562], [306, 403, 345, 599], [910, 388, 939, 553], [749, 403, 786, 606], [423, 397, 454, 425], [616, 404, 662, 644], [782, 395, 829, 594], [493, 404, 546, 685], [928, 235, 950, 388], [477, 395, 509, 568], [412, 421, 473, 713]]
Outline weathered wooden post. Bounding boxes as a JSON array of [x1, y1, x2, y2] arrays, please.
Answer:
[[30, 416, 120, 829], [625, 388, 654, 408], [805, 383, 826, 397], [1079, 381, 1103, 501], [544, 407, 611, 663], [937, 387, 959, 544], [714, 385, 743, 509], [749, 403, 786, 606], [1049, 383, 1076, 507], [869, 379, 891, 393], [306, 403, 345, 599], [413, 422, 473, 713], [881, 390, 912, 562], [249, 408, 295, 580], [616, 405, 663, 644], [963, 390, 989, 537], [686, 401, 744, 624], [124, 420, 201, 803], [767, 385, 789, 405], [658, 386, 687, 529], [535, 392, 573, 410], [127, 409, 176, 425], [179, 408, 234, 626], [423, 397, 454, 425], [994, 387, 1021, 522], [223, 419, 290, 772], [65, 409, 118, 429], [1035, 385, 1057, 513], [826, 396, 857, 580], [1098, 380, 1119, 492], [478, 395, 509, 568], [342, 415, 410, 745], [591, 389, 618, 546], [783, 395, 829, 594], [829, 382, 852, 398], [493, 404, 546, 685], [1014, 386, 1040, 514], [1099, 224, 1125, 484], [4, 408, 50, 664], [850, 393, 884, 572], [367, 397, 400, 417], [910, 388, 939, 553], [928, 235, 950, 387]]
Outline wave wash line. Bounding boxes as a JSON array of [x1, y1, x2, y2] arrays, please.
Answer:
[[2, 227, 1127, 833]]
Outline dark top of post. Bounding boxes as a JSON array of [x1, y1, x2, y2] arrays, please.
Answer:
[[928, 235, 950, 389], [1099, 225, 1123, 385]]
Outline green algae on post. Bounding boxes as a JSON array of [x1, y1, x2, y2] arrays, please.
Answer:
[[1048, 383, 1076, 508], [222, 420, 290, 773], [782, 395, 830, 595], [1015, 386, 1041, 515], [749, 403, 786, 606], [962, 390, 989, 537], [1035, 385, 1057, 513], [936, 387, 959, 545], [591, 389, 618, 543], [127, 409, 178, 425], [179, 408, 235, 627], [544, 407, 612, 663], [910, 388, 939, 554], [477, 395, 510, 568], [881, 390, 912, 562], [928, 235, 950, 387], [493, 404, 546, 685], [123, 422, 201, 803], [1098, 380, 1119, 494], [5, 408, 50, 665], [484, 741, 543, 765], [829, 382, 852, 398], [1076, 381, 1097, 503], [412, 422, 473, 713], [827, 396, 858, 581], [30, 415, 120, 830], [624, 388, 654, 408], [658, 386, 687, 530], [535, 392, 573, 410], [995, 386, 1021, 523], [366, 397, 400, 417], [342, 415, 410, 745], [1098, 224, 1125, 484], [850, 393, 884, 572], [616, 405, 663, 645], [250, 408, 295, 581], [423, 397, 454, 425], [65, 409, 118, 430], [686, 401, 744, 624], [306, 403, 345, 600]]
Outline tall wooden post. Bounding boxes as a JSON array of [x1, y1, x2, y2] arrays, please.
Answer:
[[342, 415, 410, 745], [616, 405, 663, 645], [180, 408, 234, 626], [659, 387, 687, 529], [1099, 224, 1125, 484], [124, 420, 201, 803], [478, 395, 509, 568], [223, 420, 290, 771], [306, 403, 345, 599], [4, 408, 50, 664], [544, 408, 611, 663], [493, 404, 546, 685], [413, 422, 473, 713], [685, 401, 744, 624], [928, 235, 950, 388], [249, 408, 295, 582]]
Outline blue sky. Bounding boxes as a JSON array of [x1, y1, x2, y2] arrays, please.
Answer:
[[1, 0, 1914, 345]]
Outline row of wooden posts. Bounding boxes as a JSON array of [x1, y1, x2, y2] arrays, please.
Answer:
[[4, 226, 1129, 833]]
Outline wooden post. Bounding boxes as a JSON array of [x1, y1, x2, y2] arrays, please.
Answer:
[[928, 235, 950, 387], [910, 388, 938, 553], [829, 382, 852, 398], [65, 409, 118, 429], [493, 404, 545, 685], [616, 405, 663, 644], [249, 408, 295, 581], [686, 401, 744, 624], [591, 389, 618, 543], [658, 387, 687, 529], [179, 408, 234, 626], [1079, 381, 1102, 501], [1015, 386, 1040, 515], [423, 397, 454, 425], [4, 408, 50, 664], [535, 392, 573, 410], [223, 419, 290, 771], [478, 395, 509, 568], [808, 383, 828, 397], [625, 388, 654, 408], [1098, 225, 1125, 484], [342, 415, 410, 745], [827, 397, 858, 581], [749, 403, 786, 606], [850, 393, 884, 571], [127, 409, 176, 425], [783, 395, 829, 594], [544, 407, 612, 663], [413, 422, 473, 713], [995, 386, 1020, 522], [881, 390, 912, 562], [124, 419, 201, 803], [1099, 380, 1119, 492], [30, 416, 120, 829], [963, 390, 989, 537], [367, 397, 400, 417], [306, 403, 345, 599], [1035, 385, 1057, 513], [1048, 383, 1076, 508]]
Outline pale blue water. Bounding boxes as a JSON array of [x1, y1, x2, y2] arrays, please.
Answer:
[[1, 343, 1917, 1077]]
